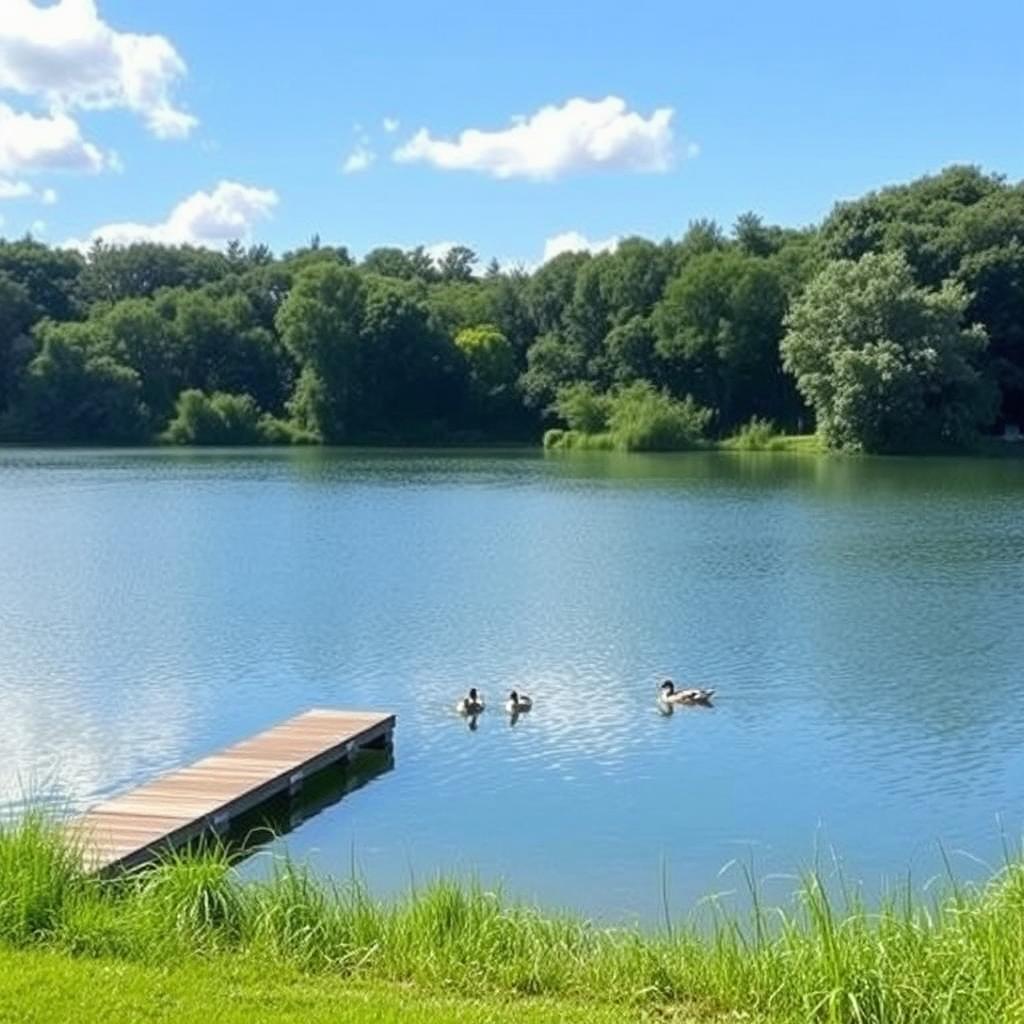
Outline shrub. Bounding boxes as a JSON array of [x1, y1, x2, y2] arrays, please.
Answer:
[[548, 382, 711, 453], [605, 382, 711, 452], [726, 416, 782, 450], [162, 389, 286, 445], [551, 382, 611, 434]]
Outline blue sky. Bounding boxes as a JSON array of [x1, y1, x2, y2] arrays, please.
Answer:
[[1, 0, 1022, 265]]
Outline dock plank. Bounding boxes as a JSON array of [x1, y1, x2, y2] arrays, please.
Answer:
[[70, 708, 394, 873]]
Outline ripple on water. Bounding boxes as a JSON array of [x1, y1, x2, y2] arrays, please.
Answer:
[[1, 448, 1023, 918]]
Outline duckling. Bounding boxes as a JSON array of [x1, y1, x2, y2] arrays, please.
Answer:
[[505, 690, 533, 714], [659, 679, 715, 706], [455, 687, 485, 715]]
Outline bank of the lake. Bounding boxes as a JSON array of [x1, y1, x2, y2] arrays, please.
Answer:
[[3, 817, 1024, 1023]]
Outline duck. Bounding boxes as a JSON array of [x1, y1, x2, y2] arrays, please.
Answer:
[[659, 679, 715, 706], [505, 690, 533, 714], [455, 687, 485, 715]]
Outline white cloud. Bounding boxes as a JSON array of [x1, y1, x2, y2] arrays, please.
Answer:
[[0, 178, 59, 205], [542, 230, 619, 263], [0, 178, 33, 199], [0, 102, 107, 174], [393, 96, 676, 180], [382, 117, 399, 133], [342, 143, 375, 174], [65, 180, 278, 250], [30, 218, 46, 235], [0, 0, 196, 139]]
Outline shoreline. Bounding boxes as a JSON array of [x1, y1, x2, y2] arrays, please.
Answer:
[[1, 814, 1023, 1021], [1, 435, 1023, 458]]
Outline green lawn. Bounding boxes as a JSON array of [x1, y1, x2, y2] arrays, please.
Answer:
[[0, 946, 723, 1024]]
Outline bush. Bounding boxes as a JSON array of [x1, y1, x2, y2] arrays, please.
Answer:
[[605, 382, 711, 451], [543, 429, 614, 451], [725, 416, 783, 450], [550, 382, 611, 434], [547, 383, 711, 452], [162, 390, 292, 446]]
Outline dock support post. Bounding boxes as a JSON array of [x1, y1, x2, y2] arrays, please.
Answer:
[[366, 729, 393, 752]]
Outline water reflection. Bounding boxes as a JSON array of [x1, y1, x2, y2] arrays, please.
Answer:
[[232, 748, 394, 855]]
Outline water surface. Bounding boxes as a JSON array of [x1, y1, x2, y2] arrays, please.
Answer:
[[1, 447, 1022, 920]]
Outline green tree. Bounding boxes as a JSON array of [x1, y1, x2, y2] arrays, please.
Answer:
[[13, 322, 145, 441], [438, 245, 478, 282], [362, 248, 411, 279], [526, 252, 588, 335], [276, 263, 366, 440], [80, 241, 230, 303], [455, 324, 517, 410], [88, 299, 180, 427], [603, 315, 657, 384], [519, 331, 585, 409], [427, 280, 495, 338], [0, 238, 83, 323], [357, 276, 464, 436], [158, 288, 289, 414], [597, 238, 671, 323], [0, 272, 35, 416], [781, 251, 996, 451], [654, 249, 792, 428]]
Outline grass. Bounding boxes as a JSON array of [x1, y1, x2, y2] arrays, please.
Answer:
[[719, 419, 826, 453], [4, 814, 1024, 1022], [0, 946, 696, 1024], [544, 427, 825, 455]]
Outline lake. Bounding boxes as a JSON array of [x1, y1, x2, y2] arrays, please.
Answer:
[[1, 447, 1022, 921]]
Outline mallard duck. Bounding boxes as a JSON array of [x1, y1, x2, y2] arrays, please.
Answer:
[[505, 690, 533, 714], [455, 687, 485, 715], [659, 679, 715, 705]]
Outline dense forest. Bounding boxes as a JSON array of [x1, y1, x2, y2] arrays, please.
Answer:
[[1, 165, 1022, 453]]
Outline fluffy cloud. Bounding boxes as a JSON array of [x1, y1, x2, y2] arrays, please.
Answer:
[[393, 96, 675, 180], [65, 180, 278, 250], [0, 102, 107, 174], [0, 0, 196, 139], [542, 230, 620, 262], [342, 143, 375, 174], [0, 179, 33, 199], [0, 178, 59, 204], [382, 117, 399, 133]]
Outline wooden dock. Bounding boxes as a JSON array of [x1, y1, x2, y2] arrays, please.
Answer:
[[69, 708, 394, 873]]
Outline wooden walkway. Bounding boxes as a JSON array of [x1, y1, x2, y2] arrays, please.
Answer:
[[69, 708, 395, 873]]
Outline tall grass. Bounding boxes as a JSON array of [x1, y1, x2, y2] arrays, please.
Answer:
[[722, 416, 787, 451], [2, 815, 1024, 1021]]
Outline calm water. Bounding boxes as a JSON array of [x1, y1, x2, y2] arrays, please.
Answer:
[[1, 447, 1023, 921]]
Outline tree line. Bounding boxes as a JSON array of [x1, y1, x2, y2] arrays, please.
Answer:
[[1, 165, 1022, 453]]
